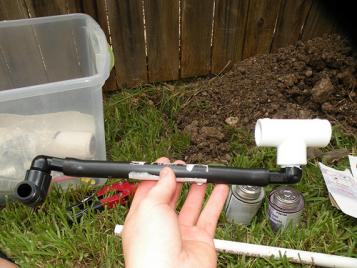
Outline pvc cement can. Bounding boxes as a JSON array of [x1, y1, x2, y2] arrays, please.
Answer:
[[268, 186, 304, 231], [225, 185, 265, 225]]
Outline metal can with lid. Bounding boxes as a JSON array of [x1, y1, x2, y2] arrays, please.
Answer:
[[225, 185, 265, 225], [268, 185, 304, 231]]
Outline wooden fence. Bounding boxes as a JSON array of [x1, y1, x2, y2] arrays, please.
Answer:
[[0, 0, 338, 91]]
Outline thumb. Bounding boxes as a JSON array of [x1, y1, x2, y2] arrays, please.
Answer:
[[146, 167, 177, 205]]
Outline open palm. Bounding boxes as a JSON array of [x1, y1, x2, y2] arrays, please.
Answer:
[[122, 157, 229, 268]]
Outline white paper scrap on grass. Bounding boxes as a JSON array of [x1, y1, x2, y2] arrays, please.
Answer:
[[348, 155, 357, 181], [319, 162, 357, 218]]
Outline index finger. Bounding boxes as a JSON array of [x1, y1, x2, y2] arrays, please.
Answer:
[[127, 157, 170, 214]]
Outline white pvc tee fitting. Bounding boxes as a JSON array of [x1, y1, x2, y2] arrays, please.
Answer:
[[255, 119, 332, 167]]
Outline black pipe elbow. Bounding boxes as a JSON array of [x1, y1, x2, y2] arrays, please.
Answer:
[[15, 155, 56, 207], [268, 166, 302, 184], [16, 170, 52, 207], [30, 155, 52, 171], [283, 167, 302, 184]]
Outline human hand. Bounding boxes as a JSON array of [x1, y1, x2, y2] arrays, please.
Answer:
[[0, 257, 17, 268], [122, 157, 229, 268]]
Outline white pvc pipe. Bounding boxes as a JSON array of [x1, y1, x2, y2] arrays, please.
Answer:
[[114, 224, 357, 268], [255, 119, 332, 166], [214, 239, 357, 268], [47, 131, 95, 158]]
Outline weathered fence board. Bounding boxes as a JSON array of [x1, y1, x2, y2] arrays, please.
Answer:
[[181, 0, 214, 78], [243, 0, 281, 59], [144, 0, 179, 82], [212, 0, 249, 74], [0, 0, 28, 19], [82, 0, 97, 18], [301, 0, 337, 41], [271, 0, 312, 52], [25, 0, 81, 16], [106, 0, 147, 88], [95, 0, 118, 91]]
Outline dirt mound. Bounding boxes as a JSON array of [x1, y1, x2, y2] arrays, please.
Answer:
[[178, 34, 357, 163]]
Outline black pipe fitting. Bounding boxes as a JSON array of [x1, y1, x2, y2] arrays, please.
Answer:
[[15, 156, 64, 207], [268, 167, 302, 184], [15, 155, 303, 207], [283, 167, 302, 184]]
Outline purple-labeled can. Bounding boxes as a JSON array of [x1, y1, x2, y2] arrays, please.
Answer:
[[268, 186, 304, 231]]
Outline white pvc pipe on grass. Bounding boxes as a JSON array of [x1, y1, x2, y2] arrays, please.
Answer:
[[214, 239, 357, 268], [114, 224, 357, 268]]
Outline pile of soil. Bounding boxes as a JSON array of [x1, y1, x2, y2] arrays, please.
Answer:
[[177, 34, 357, 163]]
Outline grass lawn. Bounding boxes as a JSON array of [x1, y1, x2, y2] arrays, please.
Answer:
[[0, 85, 356, 267]]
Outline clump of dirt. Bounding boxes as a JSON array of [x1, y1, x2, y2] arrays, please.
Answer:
[[177, 34, 357, 163]]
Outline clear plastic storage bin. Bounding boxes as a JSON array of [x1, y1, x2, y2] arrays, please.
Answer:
[[0, 14, 111, 204]]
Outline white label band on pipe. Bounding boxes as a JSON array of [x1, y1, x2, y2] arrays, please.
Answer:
[[128, 172, 207, 183]]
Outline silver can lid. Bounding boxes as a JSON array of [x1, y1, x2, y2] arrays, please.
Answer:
[[272, 186, 303, 210], [235, 185, 262, 200]]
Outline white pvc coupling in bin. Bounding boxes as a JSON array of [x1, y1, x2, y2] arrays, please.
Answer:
[[255, 119, 332, 166], [0, 14, 111, 204]]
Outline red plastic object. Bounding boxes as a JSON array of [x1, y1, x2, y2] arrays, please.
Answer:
[[97, 181, 137, 208]]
